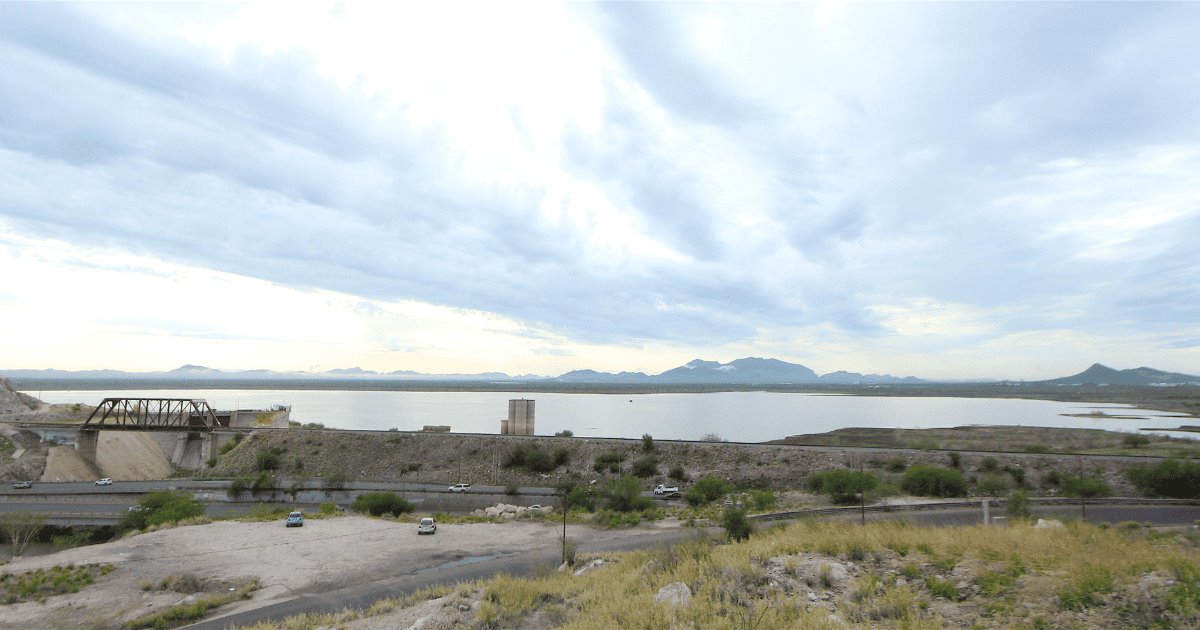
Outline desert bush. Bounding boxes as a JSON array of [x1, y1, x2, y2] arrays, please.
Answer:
[[902, 465, 968, 497], [685, 476, 733, 507], [947, 452, 961, 469], [600, 477, 652, 512], [748, 489, 777, 511], [1060, 473, 1112, 500], [668, 464, 688, 482], [1024, 444, 1050, 454], [808, 469, 879, 505], [631, 455, 658, 478], [1127, 458, 1200, 498], [255, 449, 282, 471], [250, 471, 276, 496], [1007, 489, 1031, 520], [351, 492, 413, 517], [1123, 434, 1151, 448], [977, 473, 1009, 496], [641, 434, 655, 452], [722, 507, 752, 541], [593, 451, 623, 474], [554, 430, 573, 437], [119, 491, 203, 530], [505, 445, 567, 473], [979, 457, 1000, 473]]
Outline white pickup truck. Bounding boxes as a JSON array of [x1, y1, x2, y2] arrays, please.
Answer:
[[654, 484, 680, 495]]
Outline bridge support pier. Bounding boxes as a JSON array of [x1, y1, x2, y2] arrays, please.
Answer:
[[76, 429, 99, 465]]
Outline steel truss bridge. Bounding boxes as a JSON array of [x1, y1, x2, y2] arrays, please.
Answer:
[[82, 398, 225, 431]]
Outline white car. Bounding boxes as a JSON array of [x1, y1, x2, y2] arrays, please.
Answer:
[[95, 478, 113, 486], [417, 517, 437, 535], [448, 483, 471, 493]]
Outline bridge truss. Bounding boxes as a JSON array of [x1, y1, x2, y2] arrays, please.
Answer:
[[83, 398, 224, 431]]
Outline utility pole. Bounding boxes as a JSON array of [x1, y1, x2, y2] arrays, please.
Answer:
[[859, 457, 866, 526], [561, 488, 569, 566]]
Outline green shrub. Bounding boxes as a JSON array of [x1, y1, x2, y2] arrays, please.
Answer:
[[1060, 473, 1112, 500], [594, 452, 623, 474], [554, 430, 574, 437], [1024, 444, 1051, 454], [926, 576, 959, 600], [1058, 565, 1114, 610], [641, 434, 655, 452], [351, 492, 413, 517], [250, 471, 276, 496], [119, 491, 204, 530], [565, 484, 597, 512], [1006, 489, 1031, 520], [255, 449, 281, 471], [504, 445, 566, 473], [947, 452, 961, 469], [228, 476, 250, 498], [318, 502, 340, 516], [722, 507, 751, 542], [808, 469, 879, 505], [979, 457, 1000, 473], [748, 489, 777, 511], [600, 477, 652, 512], [1127, 459, 1200, 498], [977, 473, 1009, 496], [631, 455, 659, 478], [1123, 434, 1151, 448], [902, 466, 968, 498], [685, 476, 733, 507], [324, 471, 351, 490], [669, 464, 688, 481]]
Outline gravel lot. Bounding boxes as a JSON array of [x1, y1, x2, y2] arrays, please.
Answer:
[[0, 515, 678, 629]]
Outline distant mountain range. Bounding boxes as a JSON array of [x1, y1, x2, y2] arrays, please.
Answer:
[[1, 357, 918, 385], [2, 359, 1196, 386], [1038, 363, 1200, 386]]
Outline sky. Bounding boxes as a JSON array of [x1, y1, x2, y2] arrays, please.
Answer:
[[0, 2, 1198, 381]]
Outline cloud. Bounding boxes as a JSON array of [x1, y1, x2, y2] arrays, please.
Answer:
[[0, 2, 1198, 377]]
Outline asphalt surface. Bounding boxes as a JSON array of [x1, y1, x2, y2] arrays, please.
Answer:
[[184, 526, 707, 630]]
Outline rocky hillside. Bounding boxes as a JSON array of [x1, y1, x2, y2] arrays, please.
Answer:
[[211, 429, 1149, 496], [0, 376, 40, 414]]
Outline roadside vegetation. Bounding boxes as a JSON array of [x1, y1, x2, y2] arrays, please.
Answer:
[[123, 577, 260, 629], [1, 563, 115, 604], [242, 519, 1200, 629]]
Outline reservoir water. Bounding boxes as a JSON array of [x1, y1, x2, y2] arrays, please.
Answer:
[[29, 389, 1194, 443]]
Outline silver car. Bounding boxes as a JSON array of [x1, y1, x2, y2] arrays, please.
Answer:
[[417, 517, 437, 535]]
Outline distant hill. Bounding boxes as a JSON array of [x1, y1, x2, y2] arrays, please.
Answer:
[[552, 357, 921, 385], [1040, 363, 1200, 386], [1, 358, 924, 386]]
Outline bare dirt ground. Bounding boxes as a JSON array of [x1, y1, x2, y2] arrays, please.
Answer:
[[0, 515, 678, 630]]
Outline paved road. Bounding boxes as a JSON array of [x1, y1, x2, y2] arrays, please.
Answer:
[[184, 526, 708, 630]]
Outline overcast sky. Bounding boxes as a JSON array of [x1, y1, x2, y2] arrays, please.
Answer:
[[1, 2, 1198, 380]]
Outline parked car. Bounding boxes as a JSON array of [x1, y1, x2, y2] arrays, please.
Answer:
[[95, 478, 113, 486], [448, 483, 471, 493], [285, 511, 304, 527], [12, 480, 31, 489], [417, 517, 437, 535], [654, 484, 679, 495]]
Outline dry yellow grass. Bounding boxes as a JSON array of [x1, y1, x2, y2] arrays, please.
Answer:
[[241, 520, 1200, 629]]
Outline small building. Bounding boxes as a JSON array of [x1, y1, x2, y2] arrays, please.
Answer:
[[501, 399, 535, 435]]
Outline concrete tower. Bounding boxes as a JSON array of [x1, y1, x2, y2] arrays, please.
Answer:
[[504, 399, 535, 435]]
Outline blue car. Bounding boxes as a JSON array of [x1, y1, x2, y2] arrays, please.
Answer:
[[285, 511, 304, 527]]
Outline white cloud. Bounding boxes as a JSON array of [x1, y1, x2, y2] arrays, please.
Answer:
[[0, 2, 1198, 379]]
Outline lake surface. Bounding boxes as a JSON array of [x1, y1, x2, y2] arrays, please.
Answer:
[[28, 389, 1195, 442]]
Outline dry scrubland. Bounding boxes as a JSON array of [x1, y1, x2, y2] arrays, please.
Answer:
[[211, 428, 1161, 496], [242, 519, 1200, 629]]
